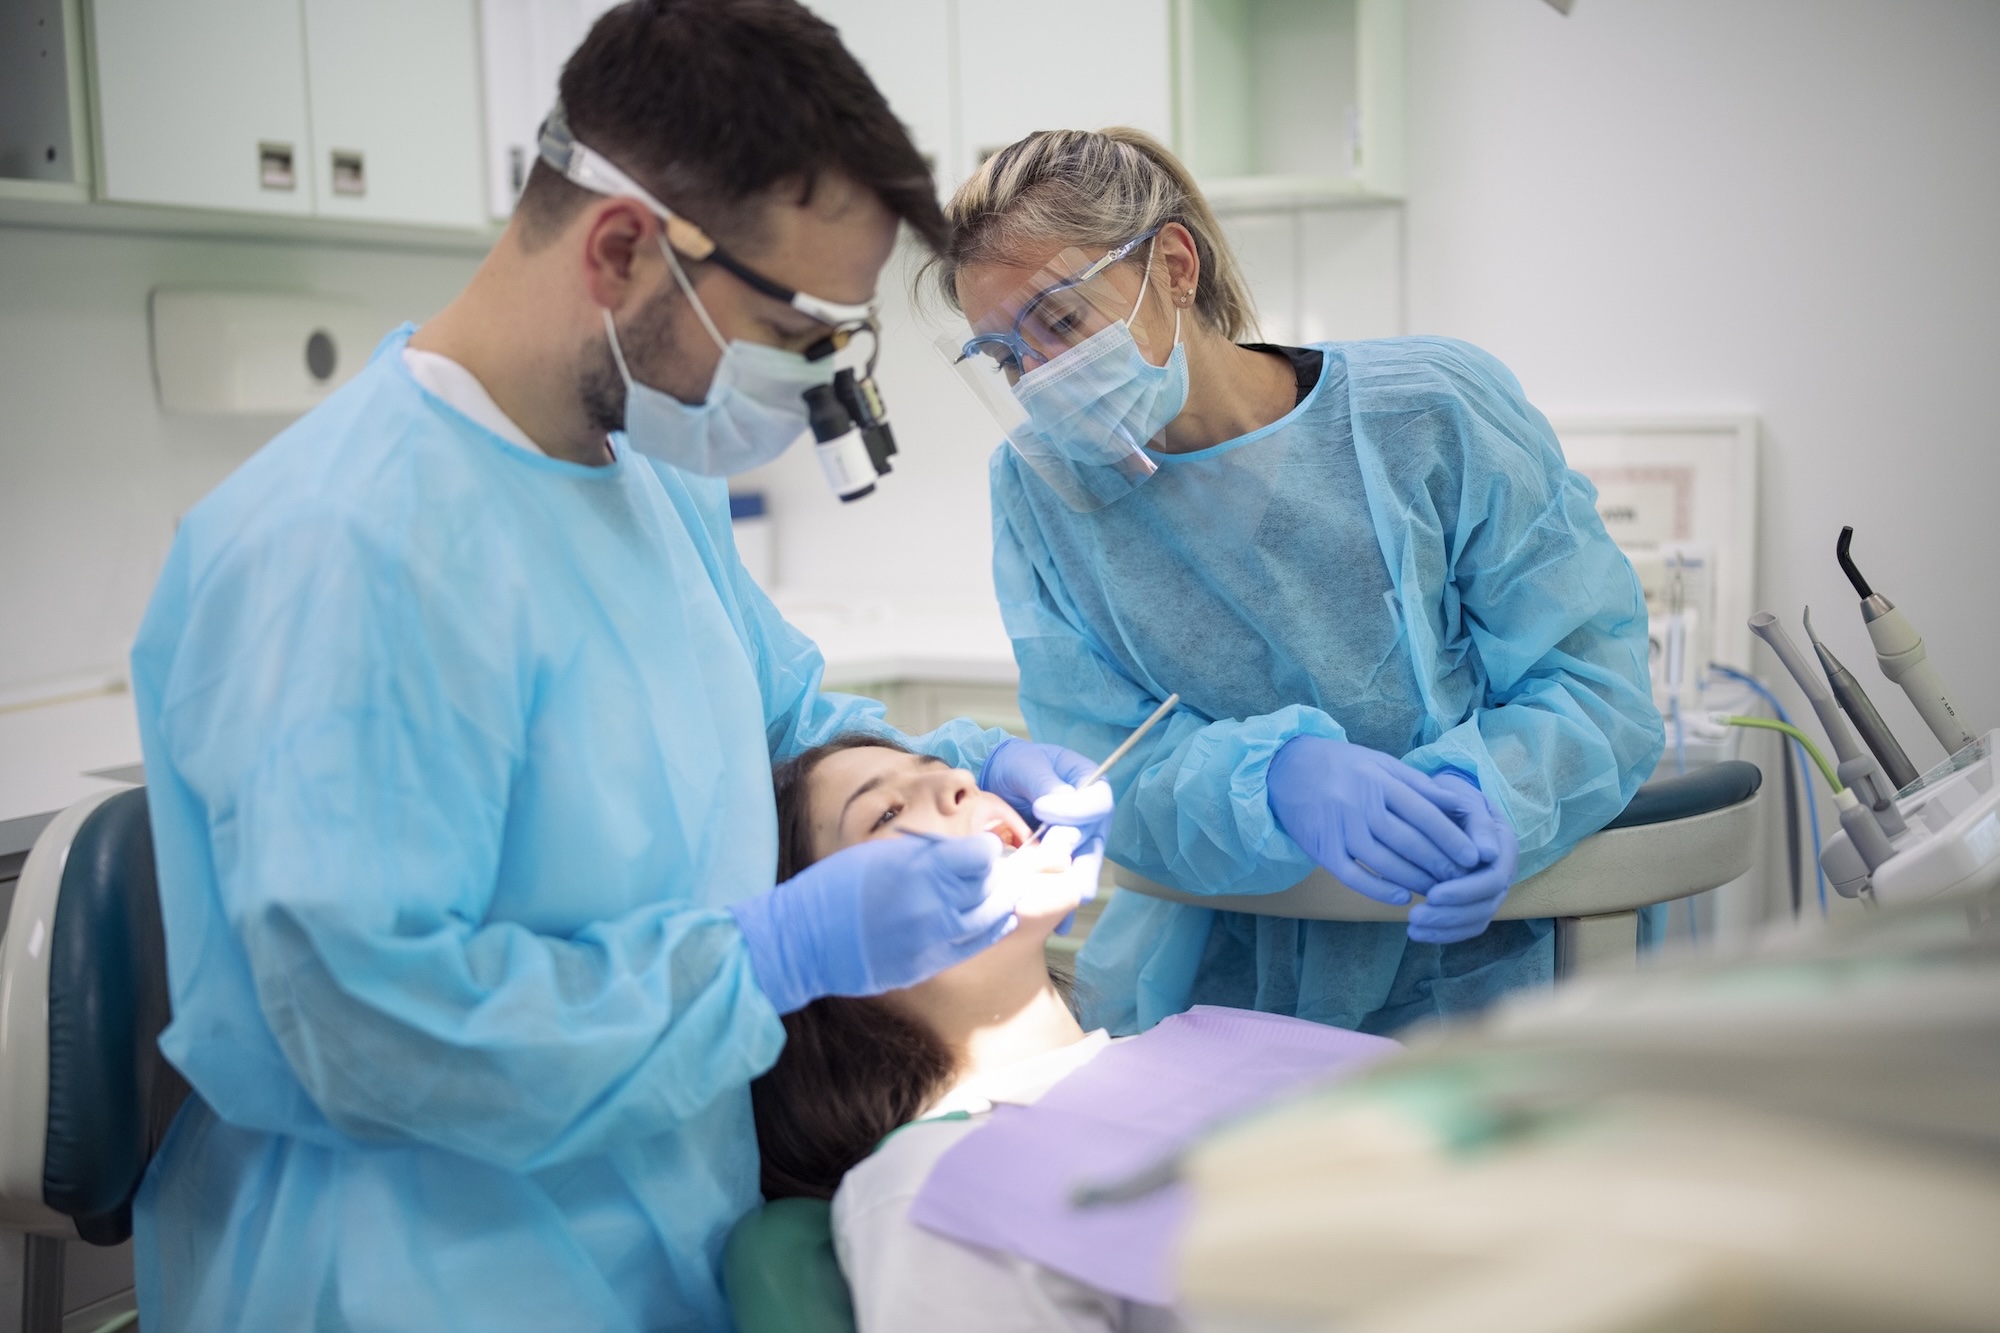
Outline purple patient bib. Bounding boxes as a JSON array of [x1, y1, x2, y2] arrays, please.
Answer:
[[908, 1006, 1397, 1306]]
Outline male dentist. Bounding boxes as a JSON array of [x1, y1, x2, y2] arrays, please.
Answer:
[[128, 2, 1106, 1327]]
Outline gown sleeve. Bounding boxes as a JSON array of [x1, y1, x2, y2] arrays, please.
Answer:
[[155, 510, 782, 1171], [993, 454, 1342, 897], [1379, 340, 1664, 876]]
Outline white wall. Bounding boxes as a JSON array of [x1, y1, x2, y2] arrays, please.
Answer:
[[0, 225, 478, 698], [1405, 0, 2000, 760], [737, 207, 1406, 600]]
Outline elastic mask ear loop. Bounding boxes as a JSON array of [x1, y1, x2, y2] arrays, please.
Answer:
[[1124, 237, 1158, 325], [657, 232, 729, 354], [1125, 236, 1180, 364], [602, 307, 635, 385]]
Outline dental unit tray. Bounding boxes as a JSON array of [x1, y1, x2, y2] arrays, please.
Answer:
[[1819, 731, 2000, 904]]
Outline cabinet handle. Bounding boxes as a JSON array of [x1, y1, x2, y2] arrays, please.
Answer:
[[331, 150, 366, 197], [259, 142, 296, 191]]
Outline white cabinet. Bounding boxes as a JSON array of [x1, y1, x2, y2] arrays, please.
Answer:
[[804, 0, 957, 188], [0, 0, 94, 202], [801, 0, 1174, 196], [956, 0, 1173, 183], [91, 0, 315, 215], [303, 0, 486, 228], [88, 0, 486, 228], [1175, 0, 1406, 207], [477, 0, 621, 219]]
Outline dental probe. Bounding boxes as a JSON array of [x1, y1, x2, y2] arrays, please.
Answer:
[[1837, 527, 1977, 756], [1803, 607, 1919, 789], [1022, 692, 1181, 849]]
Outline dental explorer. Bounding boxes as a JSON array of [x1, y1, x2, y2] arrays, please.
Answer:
[[1802, 606, 1919, 790], [1022, 693, 1181, 848], [1837, 527, 1977, 756]]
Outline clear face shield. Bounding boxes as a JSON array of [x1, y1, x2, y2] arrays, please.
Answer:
[[935, 232, 1186, 511]]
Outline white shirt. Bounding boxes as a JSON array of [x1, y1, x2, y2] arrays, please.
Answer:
[[831, 1031, 1184, 1333], [402, 347, 545, 456]]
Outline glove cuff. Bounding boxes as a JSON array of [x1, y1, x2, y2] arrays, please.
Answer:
[[976, 736, 1019, 793], [728, 893, 812, 1016]]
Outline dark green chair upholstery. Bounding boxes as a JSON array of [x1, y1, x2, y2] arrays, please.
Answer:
[[724, 1197, 855, 1333]]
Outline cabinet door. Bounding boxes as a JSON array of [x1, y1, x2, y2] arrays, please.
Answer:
[[303, 0, 485, 228], [804, 0, 957, 192], [955, 0, 1173, 182], [478, 0, 621, 220], [90, 0, 314, 214]]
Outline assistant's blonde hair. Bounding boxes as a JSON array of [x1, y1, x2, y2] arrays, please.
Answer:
[[932, 128, 1258, 341]]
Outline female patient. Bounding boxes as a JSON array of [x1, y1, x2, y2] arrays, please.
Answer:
[[752, 735, 1180, 1332]]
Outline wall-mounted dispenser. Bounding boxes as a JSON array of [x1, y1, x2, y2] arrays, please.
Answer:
[[149, 290, 389, 415]]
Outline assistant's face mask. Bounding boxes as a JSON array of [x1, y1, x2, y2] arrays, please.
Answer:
[[941, 234, 1193, 511], [1015, 298, 1189, 456], [604, 235, 833, 477]]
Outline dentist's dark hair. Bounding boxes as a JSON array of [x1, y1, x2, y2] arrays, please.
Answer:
[[515, 0, 947, 254]]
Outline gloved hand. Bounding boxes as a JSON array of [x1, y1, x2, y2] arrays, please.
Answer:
[[1012, 785, 1115, 934], [980, 738, 1113, 837], [1267, 737, 1483, 905], [1408, 777, 1519, 944], [728, 832, 1011, 1015]]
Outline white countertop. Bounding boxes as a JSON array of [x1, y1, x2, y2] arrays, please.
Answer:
[[0, 688, 143, 859], [0, 600, 1009, 860], [772, 593, 1018, 689]]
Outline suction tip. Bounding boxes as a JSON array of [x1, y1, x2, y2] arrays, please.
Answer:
[[1836, 526, 1873, 599]]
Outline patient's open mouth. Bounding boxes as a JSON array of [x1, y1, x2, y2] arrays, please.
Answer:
[[984, 818, 1024, 850]]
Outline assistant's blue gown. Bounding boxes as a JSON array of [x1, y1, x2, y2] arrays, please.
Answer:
[[130, 328, 1003, 1331], [992, 338, 1663, 1036]]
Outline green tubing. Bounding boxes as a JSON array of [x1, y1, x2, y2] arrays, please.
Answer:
[[1722, 716, 1843, 793]]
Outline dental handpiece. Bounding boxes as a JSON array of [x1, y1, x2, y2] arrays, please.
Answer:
[[1838, 527, 1977, 757], [1749, 612, 1903, 829], [1803, 606, 1919, 790]]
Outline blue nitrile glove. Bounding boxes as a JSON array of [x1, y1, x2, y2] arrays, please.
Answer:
[[1267, 737, 1483, 905], [980, 738, 1113, 840], [1408, 776, 1519, 944], [728, 832, 1010, 1015]]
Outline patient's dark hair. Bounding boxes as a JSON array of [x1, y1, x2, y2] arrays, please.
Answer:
[[752, 735, 960, 1201]]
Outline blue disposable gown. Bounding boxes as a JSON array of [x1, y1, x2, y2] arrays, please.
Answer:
[[129, 328, 1004, 1331], [993, 338, 1663, 1036]]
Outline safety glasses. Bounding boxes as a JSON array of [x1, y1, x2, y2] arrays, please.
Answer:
[[955, 229, 1160, 379], [537, 104, 879, 334]]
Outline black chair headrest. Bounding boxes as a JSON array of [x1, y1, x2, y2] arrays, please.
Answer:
[[43, 787, 189, 1245]]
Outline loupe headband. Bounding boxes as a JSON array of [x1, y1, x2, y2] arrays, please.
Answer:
[[537, 104, 878, 329]]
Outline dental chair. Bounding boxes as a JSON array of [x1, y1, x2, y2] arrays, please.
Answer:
[[723, 760, 1765, 1333], [0, 787, 187, 1333]]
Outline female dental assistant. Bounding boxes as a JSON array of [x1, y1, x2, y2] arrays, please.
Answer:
[[125, 7, 1106, 1331], [938, 128, 1664, 1036]]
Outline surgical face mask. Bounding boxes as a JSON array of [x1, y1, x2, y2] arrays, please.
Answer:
[[1012, 254, 1189, 472], [604, 235, 833, 477]]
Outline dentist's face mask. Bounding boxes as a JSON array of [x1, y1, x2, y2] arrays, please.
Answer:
[[941, 234, 1189, 511], [604, 234, 835, 477]]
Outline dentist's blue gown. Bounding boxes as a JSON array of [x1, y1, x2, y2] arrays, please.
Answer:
[[992, 338, 1663, 1036], [130, 328, 1003, 1331]]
